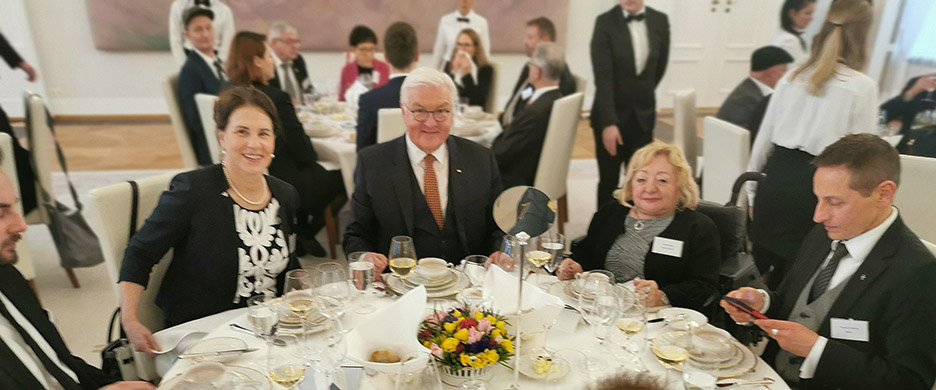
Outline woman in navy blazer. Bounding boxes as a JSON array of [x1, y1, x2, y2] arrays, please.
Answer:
[[118, 86, 301, 356], [559, 141, 720, 312]]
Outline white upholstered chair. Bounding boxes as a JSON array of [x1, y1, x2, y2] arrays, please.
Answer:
[[673, 89, 700, 177], [922, 239, 936, 255], [484, 60, 499, 115], [894, 155, 936, 243], [533, 92, 585, 234], [194, 93, 220, 164], [162, 74, 198, 169], [377, 108, 405, 144], [572, 73, 587, 94], [0, 133, 38, 296], [702, 117, 750, 205]]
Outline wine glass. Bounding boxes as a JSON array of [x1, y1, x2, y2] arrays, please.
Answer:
[[540, 232, 564, 275], [460, 255, 488, 286], [267, 334, 306, 390], [306, 319, 346, 389], [578, 274, 621, 370], [389, 236, 417, 281], [315, 262, 351, 326], [247, 295, 277, 342], [348, 252, 377, 314], [283, 269, 316, 343]]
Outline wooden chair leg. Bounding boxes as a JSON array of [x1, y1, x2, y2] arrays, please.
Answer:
[[64, 268, 80, 289], [559, 195, 569, 223], [324, 205, 338, 259], [28, 279, 40, 302], [556, 195, 568, 235]]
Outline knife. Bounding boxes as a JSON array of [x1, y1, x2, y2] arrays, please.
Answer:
[[178, 347, 259, 359]]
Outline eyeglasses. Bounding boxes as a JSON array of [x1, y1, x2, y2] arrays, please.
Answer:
[[404, 104, 452, 122], [274, 38, 301, 45]]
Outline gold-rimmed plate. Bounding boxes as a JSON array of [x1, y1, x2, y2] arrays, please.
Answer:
[[651, 330, 755, 378], [158, 365, 270, 389], [386, 271, 471, 299]]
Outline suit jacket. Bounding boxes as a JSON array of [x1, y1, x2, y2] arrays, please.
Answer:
[[492, 89, 562, 188], [590, 5, 670, 134], [268, 54, 311, 94], [746, 94, 772, 147], [444, 62, 494, 108], [177, 50, 224, 166], [0, 265, 118, 389], [881, 76, 936, 136], [0, 33, 23, 69], [344, 136, 503, 260], [716, 78, 768, 130], [356, 76, 406, 151], [507, 63, 576, 104], [571, 203, 720, 312], [249, 82, 320, 170], [764, 217, 936, 390], [119, 165, 302, 327]]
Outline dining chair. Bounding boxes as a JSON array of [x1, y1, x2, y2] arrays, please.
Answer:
[[194, 93, 220, 164], [162, 74, 199, 169], [533, 92, 584, 234], [483, 61, 500, 115], [922, 239, 936, 256], [376, 108, 405, 144], [894, 154, 936, 243], [702, 117, 751, 205], [673, 89, 700, 177], [572, 72, 587, 94], [0, 132, 38, 297]]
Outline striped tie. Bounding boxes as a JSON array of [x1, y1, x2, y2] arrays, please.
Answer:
[[808, 242, 849, 303], [423, 154, 444, 229]]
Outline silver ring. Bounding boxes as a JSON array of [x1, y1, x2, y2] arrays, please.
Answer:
[[771, 328, 779, 336]]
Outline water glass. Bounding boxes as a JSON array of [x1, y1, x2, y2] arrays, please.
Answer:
[[247, 295, 277, 340], [348, 252, 377, 314], [460, 255, 488, 286], [315, 262, 351, 321]]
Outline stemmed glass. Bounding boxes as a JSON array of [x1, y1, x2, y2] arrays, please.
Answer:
[[283, 269, 316, 344], [306, 319, 347, 389], [267, 334, 306, 390], [348, 251, 377, 314], [315, 262, 351, 330], [389, 236, 418, 281], [578, 273, 621, 370], [612, 286, 647, 371]]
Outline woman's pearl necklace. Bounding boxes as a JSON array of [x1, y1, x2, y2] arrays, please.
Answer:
[[222, 165, 266, 205]]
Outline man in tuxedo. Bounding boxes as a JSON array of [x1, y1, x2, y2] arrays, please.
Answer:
[[356, 22, 419, 151], [267, 21, 311, 104], [177, 7, 226, 166], [722, 134, 936, 389], [590, 0, 670, 206], [0, 32, 38, 215], [500, 17, 576, 128], [492, 42, 565, 188], [716, 46, 792, 131], [0, 154, 153, 389], [344, 68, 513, 271]]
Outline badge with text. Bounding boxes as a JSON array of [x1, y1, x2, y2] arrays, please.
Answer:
[[651, 237, 684, 258], [830, 318, 869, 342]]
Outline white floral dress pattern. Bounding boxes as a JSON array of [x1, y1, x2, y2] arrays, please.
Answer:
[[229, 196, 290, 303]]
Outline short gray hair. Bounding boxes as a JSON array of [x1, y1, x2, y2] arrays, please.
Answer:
[[268, 21, 297, 40], [399, 67, 458, 108], [530, 42, 566, 82]]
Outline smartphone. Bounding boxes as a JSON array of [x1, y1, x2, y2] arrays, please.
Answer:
[[721, 296, 769, 320]]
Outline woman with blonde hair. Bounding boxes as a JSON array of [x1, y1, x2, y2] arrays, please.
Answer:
[[443, 28, 494, 108], [558, 141, 720, 312], [746, 0, 876, 288]]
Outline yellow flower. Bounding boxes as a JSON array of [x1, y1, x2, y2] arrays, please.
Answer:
[[491, 329, 502, 339], [475, 311, 484, 320], [501, 339, 514, 353], [485, 349, 499, 364], [486, 315, 497, 324], [452, 309, 463, 318], [422, 341, 431, 348], [454, 328, 469, 341], [441, 338, 459, 352], [460, 354, 472, 367], [443, 322, 457, 333], [472, 355, 487, 368], [496, 321, 506, 333]]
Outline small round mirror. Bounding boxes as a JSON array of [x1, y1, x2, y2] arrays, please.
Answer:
[[493, 186, 556, 237]]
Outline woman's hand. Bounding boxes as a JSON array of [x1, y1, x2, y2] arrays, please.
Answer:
[[487, 251, 515, 271], [905, 74, 936, 101], [123, 320, 161, 357], [633, 279, 665, 307], [453, 52, 472, 75], [556, 258, 583, 281]]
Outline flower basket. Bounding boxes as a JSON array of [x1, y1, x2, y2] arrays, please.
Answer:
[[438, 364, 493, 384], [418, 306, 514, 380]]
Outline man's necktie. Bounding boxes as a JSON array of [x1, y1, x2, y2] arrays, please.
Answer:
[[423, 155, 444, 230], [808, 242, 849, 303], [281, 63, 300, 101], [0, 300, 82, 390], [213, 59, 226, 81], [625, 13, 645, 23], [457, 17, 470, 23]]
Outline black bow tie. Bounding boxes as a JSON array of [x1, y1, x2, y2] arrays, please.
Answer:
[[194, 0, 210, 7], [625, 13, 645, 23], [457, 17, 470, 23]]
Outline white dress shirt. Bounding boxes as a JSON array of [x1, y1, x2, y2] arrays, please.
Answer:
[[0, 291, 80, 390], [769, 28, 810, 69], [528, 85, 559, 105], [168, 0, 236, 65], [193, 48, 221, 80], [431, 10, 491, 71], [405, 134, 449, 217], [623, 7, 650, 75], [746, 65, 878, 205], [750, 76, 774, 96]]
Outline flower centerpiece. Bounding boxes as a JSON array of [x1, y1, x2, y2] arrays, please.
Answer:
[[418, 307, 514, 379]]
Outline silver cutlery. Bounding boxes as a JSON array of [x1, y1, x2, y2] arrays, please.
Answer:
[[178, 347, 258, 359], [716, 377, 776, 387], [228, 323, 287, 347]]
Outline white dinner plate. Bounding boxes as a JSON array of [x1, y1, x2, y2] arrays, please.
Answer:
[[158, 365, 269, 389], [657, 307, 708, 330]]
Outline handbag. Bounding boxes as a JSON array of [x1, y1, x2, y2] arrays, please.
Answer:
[[101, 180, 141, 380], [25, 96, 104, 268]]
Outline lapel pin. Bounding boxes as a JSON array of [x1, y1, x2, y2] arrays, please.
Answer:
[[456, 169, 463, 173], [859, 274, 866, 281]]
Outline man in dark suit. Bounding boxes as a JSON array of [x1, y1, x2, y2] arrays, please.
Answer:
[[0, 32, 38, 215], [590, 0, 670, 206], [722, 134, 936, 390], [356, 22, 419, 151], [267, 21, 311, 104], [880, 73, 936, 136], [492, 42, 565, 188], [716, 46, 792, 130], [177, 7, 225, 166], [0, 154, 153, 390], [344, 67, 513, 271], [500, 17, 575, 128]]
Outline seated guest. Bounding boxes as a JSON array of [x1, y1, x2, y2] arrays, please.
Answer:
[[344, 67, 514, 271], [722, 134, 936, 389], [492, 42, 565, 188], [119, 87, 301, 355], [716, 46, 792, 131], [431, 0, 490, 70], [267, 21, 311, 104], [177, 6, 227, 166], [356, 22, 419, 151], [502, 17, 576, 127], [339, 25, 391, 103], [880, 73, 936, 135], [0, 154, 154, 390], [227, 31, 344, 257], [443, 29, 493, 108], [558, 141, 720, 312]]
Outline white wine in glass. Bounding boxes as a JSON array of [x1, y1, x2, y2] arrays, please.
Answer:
[[388, 236, 417, 280], [287, 298, 315, 318], [389, 258, 416, 278], [526, 250, 551, 268], [269, 363, 306, 389]]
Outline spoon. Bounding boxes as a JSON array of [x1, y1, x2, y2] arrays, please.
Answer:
[[228, 323, 287, 347]]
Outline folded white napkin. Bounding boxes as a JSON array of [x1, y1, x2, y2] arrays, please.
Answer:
[[482, 265, 564, 333], [346, 285, 429, 373], [343, 80, 370, 111]]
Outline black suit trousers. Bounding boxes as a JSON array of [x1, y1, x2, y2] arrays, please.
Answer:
[[593, 110, 653, 206]]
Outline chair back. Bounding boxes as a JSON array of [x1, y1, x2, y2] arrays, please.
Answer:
[[895, 155, 936, 242], [0, 133, 36, 280], [377, 108, 405, 144], [23, 90, 53, 225], [922, 239, 936, 255], [673, 89, 699, 176], [533, 93, 584, 200], [194, 93, 220, 164], [484, 61, 499, 114], [702, 117, 750, 204], [162, 75, 198, 169], [572, 73, 587, 94]]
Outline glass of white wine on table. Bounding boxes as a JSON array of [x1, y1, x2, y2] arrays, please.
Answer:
[[267, 334, 306, 390], [283, 269, 316, 347], [388, 235, 418, 281]]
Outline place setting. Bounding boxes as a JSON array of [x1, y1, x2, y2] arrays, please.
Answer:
[[382, 236, 472, 299]]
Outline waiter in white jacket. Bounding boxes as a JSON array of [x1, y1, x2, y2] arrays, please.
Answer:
[[168, 0, 235, 65]]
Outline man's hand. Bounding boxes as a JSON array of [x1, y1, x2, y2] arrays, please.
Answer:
[[556, 258, 583, 281], [601, 125, 622, 156], [487, 251, 515, 272], [905, 74, 936, 101], [122, 320, 160, 357], [363, 252, 389, 282], [633, 279, 665, 307], [18, 62, 36, 82], [720, 287, 765, 323], [99, 381, 156, 390], [754, 319, 820, 358]]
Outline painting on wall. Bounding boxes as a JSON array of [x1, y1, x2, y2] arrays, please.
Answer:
[[85, 0, 569, 53]]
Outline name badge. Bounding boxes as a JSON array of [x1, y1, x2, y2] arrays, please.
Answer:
[[520, 86, 534, 100], [651, 237, 684, 258], [830, 318, 869, 342]]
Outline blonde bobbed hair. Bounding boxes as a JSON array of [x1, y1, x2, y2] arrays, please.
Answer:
[[614, 141, 700, 211], [790, 0, 873, 96]]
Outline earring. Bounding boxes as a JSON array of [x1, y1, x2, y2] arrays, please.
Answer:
[[271, 153, 276, 158], [219, 148, 226, 165]]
